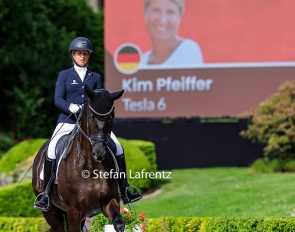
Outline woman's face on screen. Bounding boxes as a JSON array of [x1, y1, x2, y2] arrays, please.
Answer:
[[145, 0, 182, 42]]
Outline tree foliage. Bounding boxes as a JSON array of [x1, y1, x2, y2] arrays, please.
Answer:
[[0, 0, 104, 140], [240, 81, 295, 162]]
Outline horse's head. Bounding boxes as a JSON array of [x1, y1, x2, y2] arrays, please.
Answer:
[[85, 85, 124, 162]]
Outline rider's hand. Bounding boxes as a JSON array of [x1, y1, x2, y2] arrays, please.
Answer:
[[69, 104, 80, 114]]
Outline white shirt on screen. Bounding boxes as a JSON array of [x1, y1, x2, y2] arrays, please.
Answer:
[[140, 39, 203, 67]]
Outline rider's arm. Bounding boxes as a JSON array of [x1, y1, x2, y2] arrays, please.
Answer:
[[54, 71, 71, 111]]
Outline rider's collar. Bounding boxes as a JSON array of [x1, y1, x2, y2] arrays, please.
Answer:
[[74, 64, 87, 72]]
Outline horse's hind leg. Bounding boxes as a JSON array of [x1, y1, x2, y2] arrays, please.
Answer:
[[102, 198, 124, 232]]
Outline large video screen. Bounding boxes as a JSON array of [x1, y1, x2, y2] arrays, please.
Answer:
[[105, 0, 295, 118]]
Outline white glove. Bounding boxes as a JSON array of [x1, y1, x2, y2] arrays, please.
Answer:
[[69, 104, 80, 114]]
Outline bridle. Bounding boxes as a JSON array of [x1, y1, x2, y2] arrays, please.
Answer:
[[89, 104, 114, 117], [77, 102, 114, 146]]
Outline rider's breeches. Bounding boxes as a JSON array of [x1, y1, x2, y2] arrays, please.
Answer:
[[47, 123, 75, 159], [47, 123, 123, 159], [110, 131, 123, 155]]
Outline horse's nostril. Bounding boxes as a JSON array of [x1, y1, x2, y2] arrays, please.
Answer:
[[93, 147, 106, 162]]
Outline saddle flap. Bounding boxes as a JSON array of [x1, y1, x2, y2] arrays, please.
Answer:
[[107, 138, 117, 155], [55, 134, 70, 162]]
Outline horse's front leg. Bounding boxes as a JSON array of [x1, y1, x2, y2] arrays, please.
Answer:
[[102, 198, 124, 232], [42, 206, 66, 232], [66, 208, 83, 232]]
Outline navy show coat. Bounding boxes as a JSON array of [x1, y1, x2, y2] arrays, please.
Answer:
[[54, 67, 103, 124]]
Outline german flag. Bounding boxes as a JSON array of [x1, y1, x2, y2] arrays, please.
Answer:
[[115, 45, 140, 74]]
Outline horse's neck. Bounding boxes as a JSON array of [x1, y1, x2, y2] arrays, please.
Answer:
[[72, 110, 96, 167]]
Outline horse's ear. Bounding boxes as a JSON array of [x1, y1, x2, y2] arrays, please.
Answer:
[[85, 85, 96, 100], [110, 89, 124, 101]]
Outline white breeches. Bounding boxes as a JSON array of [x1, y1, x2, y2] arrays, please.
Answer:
[[47, 123, 123, 159]]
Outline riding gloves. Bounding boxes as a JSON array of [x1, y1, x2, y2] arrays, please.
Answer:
[[69, 103, 81, 113]]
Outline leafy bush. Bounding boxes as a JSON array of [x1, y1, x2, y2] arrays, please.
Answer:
[[284, 159, 295, 172], [0, 131, 15, 160], [91, 207, 146, 232], [250, 158, 273, 173], [251, 158, 295, 173], [90, 213, 110, 232], [0, 0, 104, 140], [240, 82, 295, 169]]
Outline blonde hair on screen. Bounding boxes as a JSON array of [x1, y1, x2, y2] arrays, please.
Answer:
[[144, 0, 185, 14]]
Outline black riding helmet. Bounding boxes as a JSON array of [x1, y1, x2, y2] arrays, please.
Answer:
[[69, 37, 93, 53], [69, 37, 93, 67]]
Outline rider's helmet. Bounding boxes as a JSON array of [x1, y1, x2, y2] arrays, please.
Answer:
[[69, 37, 93, 54]]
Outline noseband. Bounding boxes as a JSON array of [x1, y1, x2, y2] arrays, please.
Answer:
[[89, 134, 109, 146]]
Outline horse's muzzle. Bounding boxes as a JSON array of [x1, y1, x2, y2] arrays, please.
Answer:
[[92, 142, 107, 162], [89, 134, 109, 162]]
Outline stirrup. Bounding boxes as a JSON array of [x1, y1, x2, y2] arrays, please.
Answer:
[[34, 192, 51, 211], [122, 185, 142, 204], [34, 173, 54, 211]]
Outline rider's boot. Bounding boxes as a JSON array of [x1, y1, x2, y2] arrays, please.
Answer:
[[116, 153, 142, 204], [34, 156, 55, 211]]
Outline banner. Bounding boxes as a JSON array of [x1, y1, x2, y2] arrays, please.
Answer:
[[105, 0, 295, 118]]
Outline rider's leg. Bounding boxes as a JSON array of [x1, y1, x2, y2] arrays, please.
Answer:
[[110, 132, 142, 204], [34, 123, 74, 211], [34, 155, 55, 210]]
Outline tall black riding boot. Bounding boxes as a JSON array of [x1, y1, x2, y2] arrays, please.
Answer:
[[34, 156, 55, 211], [116, 154, 142, 204]]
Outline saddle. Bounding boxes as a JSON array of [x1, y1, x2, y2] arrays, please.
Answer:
[[55, 133, 117, 166]]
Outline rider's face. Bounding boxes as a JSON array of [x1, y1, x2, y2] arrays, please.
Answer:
[[72, 50, 90, 67], [144, 0, 182, 42]]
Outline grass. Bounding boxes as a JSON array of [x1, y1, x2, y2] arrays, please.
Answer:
[[129, 167, 295, 218]]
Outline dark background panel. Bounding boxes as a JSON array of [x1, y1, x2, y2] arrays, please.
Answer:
[[113, 119, 264, 170]]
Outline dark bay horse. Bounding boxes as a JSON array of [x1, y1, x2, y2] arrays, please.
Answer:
[[32, 86, 125, 232]]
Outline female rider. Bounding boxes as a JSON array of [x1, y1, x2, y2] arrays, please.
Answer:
[[34, 37, 142, 211]]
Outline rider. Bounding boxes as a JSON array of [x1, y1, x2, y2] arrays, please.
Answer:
[[34, 37, 142, 211]]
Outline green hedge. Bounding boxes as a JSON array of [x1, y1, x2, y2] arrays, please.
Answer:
[[128, 140, 157, 172], [0, 138, 157, 217], [0, 180, 41, 217], [0, 217, 49, 232], [0, 139, 46, 174], [3, 216, 295, 232], [118, 138, 157, 191], [144, 217, 295, 232]]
